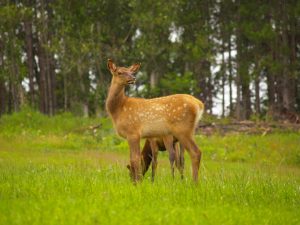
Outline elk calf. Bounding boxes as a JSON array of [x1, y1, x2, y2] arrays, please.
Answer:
[[106, 59, 204, 183]]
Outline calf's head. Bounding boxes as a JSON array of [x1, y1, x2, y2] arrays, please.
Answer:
[[107, 59, 141, 85]]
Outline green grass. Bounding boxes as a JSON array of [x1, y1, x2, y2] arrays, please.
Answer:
[[0, 109, 300, 225], [1, 149, 299, 225], [197, 133, 300, 166]]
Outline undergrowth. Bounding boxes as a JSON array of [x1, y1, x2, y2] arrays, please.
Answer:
[[1, 108, 299, 166]]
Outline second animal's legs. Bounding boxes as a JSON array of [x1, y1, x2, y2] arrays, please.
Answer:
[[141, 140, 153, 175], [163, 136, 176, 179], [179, 143, 185, 179], [149, 140, 158, 182], [175, 142, 185, 179]]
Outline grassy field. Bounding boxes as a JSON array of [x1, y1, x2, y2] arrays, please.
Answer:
[[0, 109, 300, 225]]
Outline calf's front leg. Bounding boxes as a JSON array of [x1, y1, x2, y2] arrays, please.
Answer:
[[127, 136, 142, 183]]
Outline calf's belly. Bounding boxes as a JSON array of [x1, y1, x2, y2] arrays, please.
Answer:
[[140, 122, 170, 138]]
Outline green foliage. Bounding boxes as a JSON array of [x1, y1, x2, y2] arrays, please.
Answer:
[[160, 71, 199, 95], [0, 106, 99, 136]]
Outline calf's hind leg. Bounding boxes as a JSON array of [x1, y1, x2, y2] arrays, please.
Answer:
[[177, 135, 201, 183]]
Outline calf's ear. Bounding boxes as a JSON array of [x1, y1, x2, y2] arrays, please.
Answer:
[[107, 59, 117, 73], [129, 63, 141, 73]]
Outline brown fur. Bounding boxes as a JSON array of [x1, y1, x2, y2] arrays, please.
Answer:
[[127, 137, 185, 182], [106, 59, 204, 183]]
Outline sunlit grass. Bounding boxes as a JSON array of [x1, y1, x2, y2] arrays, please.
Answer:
[[197, 133, 300, 166]]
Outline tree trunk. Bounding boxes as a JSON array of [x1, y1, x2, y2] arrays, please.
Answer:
[[46, 3, 56, 116], [281, 26, 292, 111], [36, 0, 56, 116], [235, 0, 251, 120], [288, 7, 297, 112], [228, 35, 233, 116], [63, 73, 68, 112], [221, 41, 226, 117], [0, 79, 6, 116], [95, 57, 105, 117], [281, 0, 295, 112], [77, 63, 89, 117], [195, 58, 212, 114], [0, 39, 6, 115], [10, 37, 21, 112], [24, 20, 35, 107], [266, 69, 275, 115], [46, 52, 56, 116], [254, 75, 260, 115], [94, 22, 105, 117], [36, 0, 48, 114], [37, 41, 48, 114], [150, 70, 158, 90], [235, 24, 242, 119], [8, 80, 13, 113], [207, 74, 213, 114], [266, 5, 277, 116], [241, 81, 251, 119]]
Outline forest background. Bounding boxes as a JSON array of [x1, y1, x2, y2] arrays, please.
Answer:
[[1, 0, 299, 120]]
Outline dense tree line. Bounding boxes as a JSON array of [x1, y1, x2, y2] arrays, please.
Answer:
[[0, 0, 299, 119]]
